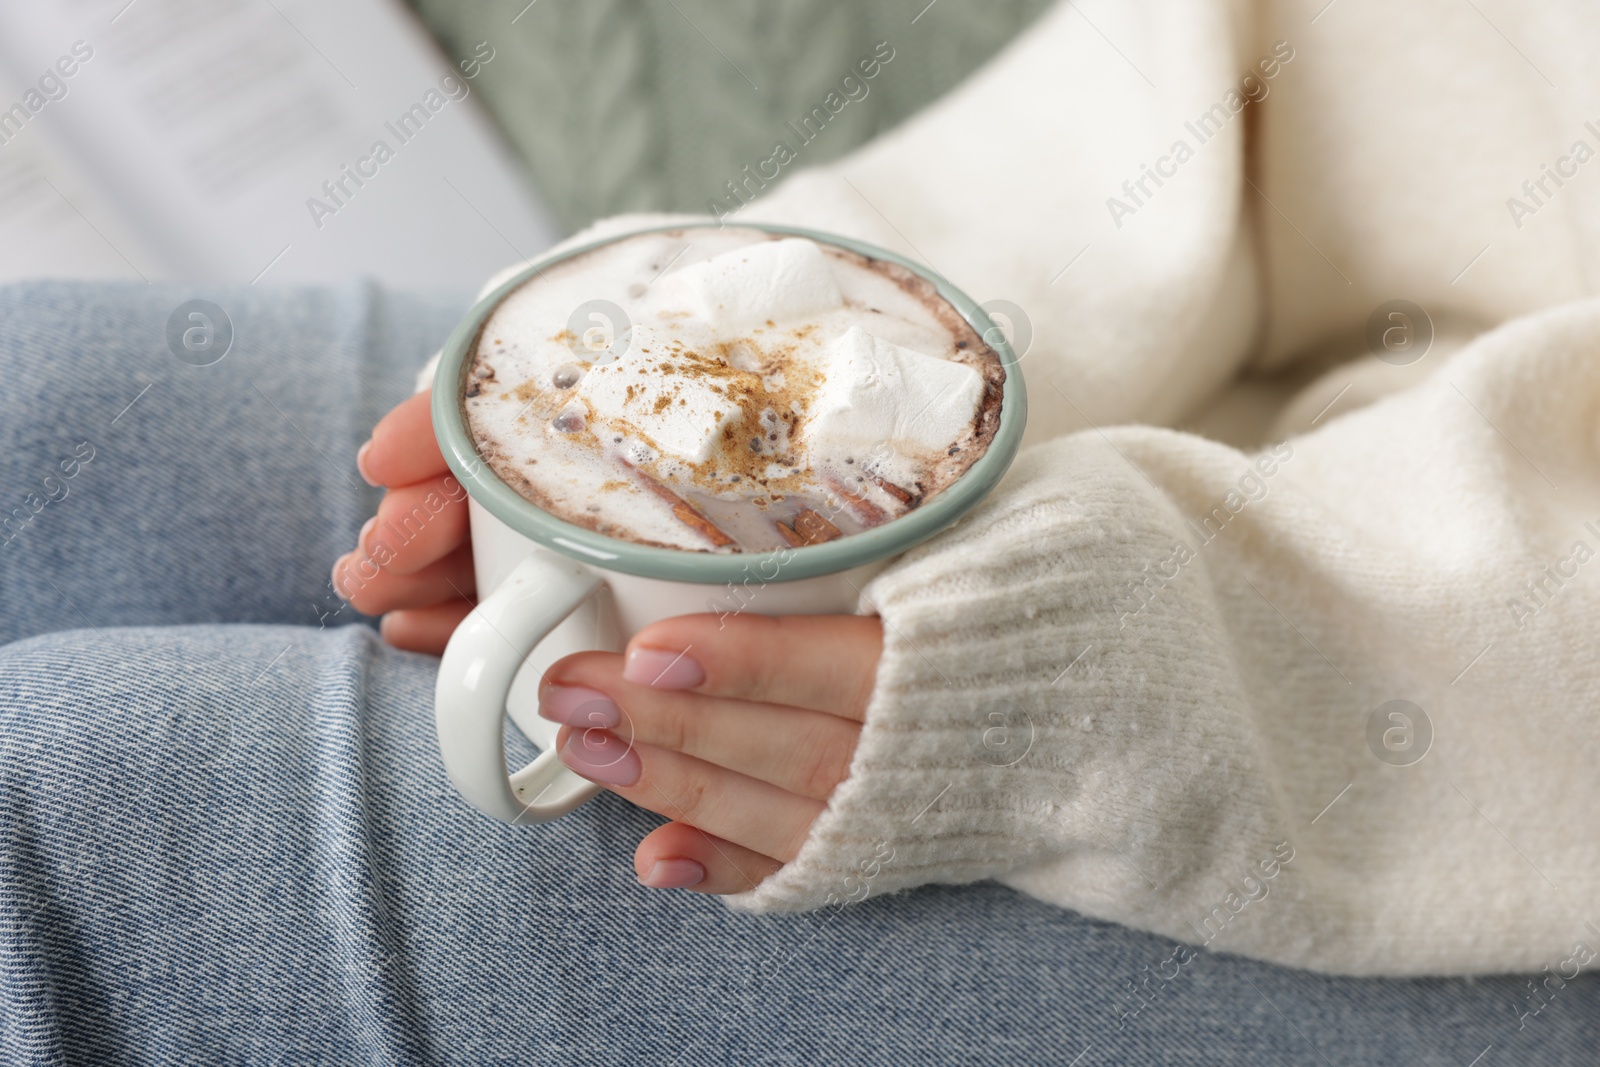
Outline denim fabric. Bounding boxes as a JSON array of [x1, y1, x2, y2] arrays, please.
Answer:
[[0, 280, 460, 643], [1, 281, 1594, 1065]]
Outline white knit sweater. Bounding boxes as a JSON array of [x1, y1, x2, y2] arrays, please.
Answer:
[[430, 0, 1600, 976]]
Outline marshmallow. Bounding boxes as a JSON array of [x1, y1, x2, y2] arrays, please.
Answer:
[[577, 330, 744, 464], [803, 326, 984, 461], [665, 238, 842, 329]]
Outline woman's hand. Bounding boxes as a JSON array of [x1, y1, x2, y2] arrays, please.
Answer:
[[539, 612, 882, 894], [333, 389, 476, 654], [339, 388, 885, 896]]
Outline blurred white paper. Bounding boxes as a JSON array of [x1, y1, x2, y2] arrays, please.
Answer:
[[0, 0, 560, 288]]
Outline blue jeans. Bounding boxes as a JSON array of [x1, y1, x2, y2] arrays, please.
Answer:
[[0, 280, 1592, 1065]]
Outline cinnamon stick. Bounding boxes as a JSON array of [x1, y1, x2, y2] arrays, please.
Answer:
[[618, 458, 735, 547], [867, 474, 917, 505], [776, 508, 843, 547], [823, 475, 889, 528]]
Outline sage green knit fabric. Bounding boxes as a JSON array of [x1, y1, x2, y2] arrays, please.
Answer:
[[405, 0, 1052, 232]]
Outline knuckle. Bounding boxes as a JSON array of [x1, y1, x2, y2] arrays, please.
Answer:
[[727, 858, 771, 893], [643, 613, 789, 703], [657, 701, 698, 755], [846, 671, 878, 720], [631, 694, 691, 756], [667, 773, 713, 826], [795, 723, 855, 799], [738, 616, 788, 699], [774, 809, 821, 865]]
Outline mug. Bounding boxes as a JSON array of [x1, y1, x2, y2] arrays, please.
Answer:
[[430, 221, 1028, 824]]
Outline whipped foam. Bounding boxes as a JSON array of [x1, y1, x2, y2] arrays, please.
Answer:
[[462, 227, 1005, 552]]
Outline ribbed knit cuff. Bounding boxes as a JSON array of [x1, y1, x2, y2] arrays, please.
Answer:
[[725, 432, 1275, 917]]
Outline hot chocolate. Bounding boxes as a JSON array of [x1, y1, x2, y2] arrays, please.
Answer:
[[460, 227, 1006, 553]]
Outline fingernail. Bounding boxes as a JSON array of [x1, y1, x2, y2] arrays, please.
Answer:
[[639, 859, 705, 890], [358, 517, 378, 556], [356, 439, 379, 486], [331, 554, 353, 599], [540, 685, 622, 728], [559, 728, 640, 787], [623, 648, 704, 689]]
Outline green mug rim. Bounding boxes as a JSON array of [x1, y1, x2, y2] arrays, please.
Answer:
[[431, 220, 1028, 584]]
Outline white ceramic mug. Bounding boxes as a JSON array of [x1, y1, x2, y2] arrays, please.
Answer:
[[430, 222, 1027, 825]]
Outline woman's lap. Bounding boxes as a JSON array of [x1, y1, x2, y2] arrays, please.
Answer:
[[0, 279, 462, 645], [5, 623, 1593, 1065], [0, 282, 1592, 1064]]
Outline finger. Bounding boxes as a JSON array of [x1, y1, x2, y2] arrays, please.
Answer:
[[333, 545, 475, 616], [379, 599, 476, 655], [634, 821, 783, 895], [359, 389, 448, 488], [620, 613, 883, 721], [365, 474, 471, 576], [556, 725, 823, 864], [539, 654, 859, 800]]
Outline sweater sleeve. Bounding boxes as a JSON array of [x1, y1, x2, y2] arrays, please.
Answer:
[[725, 300, 1600, 977]]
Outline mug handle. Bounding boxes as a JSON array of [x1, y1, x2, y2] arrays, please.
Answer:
[[435, 553, 607, 824]]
